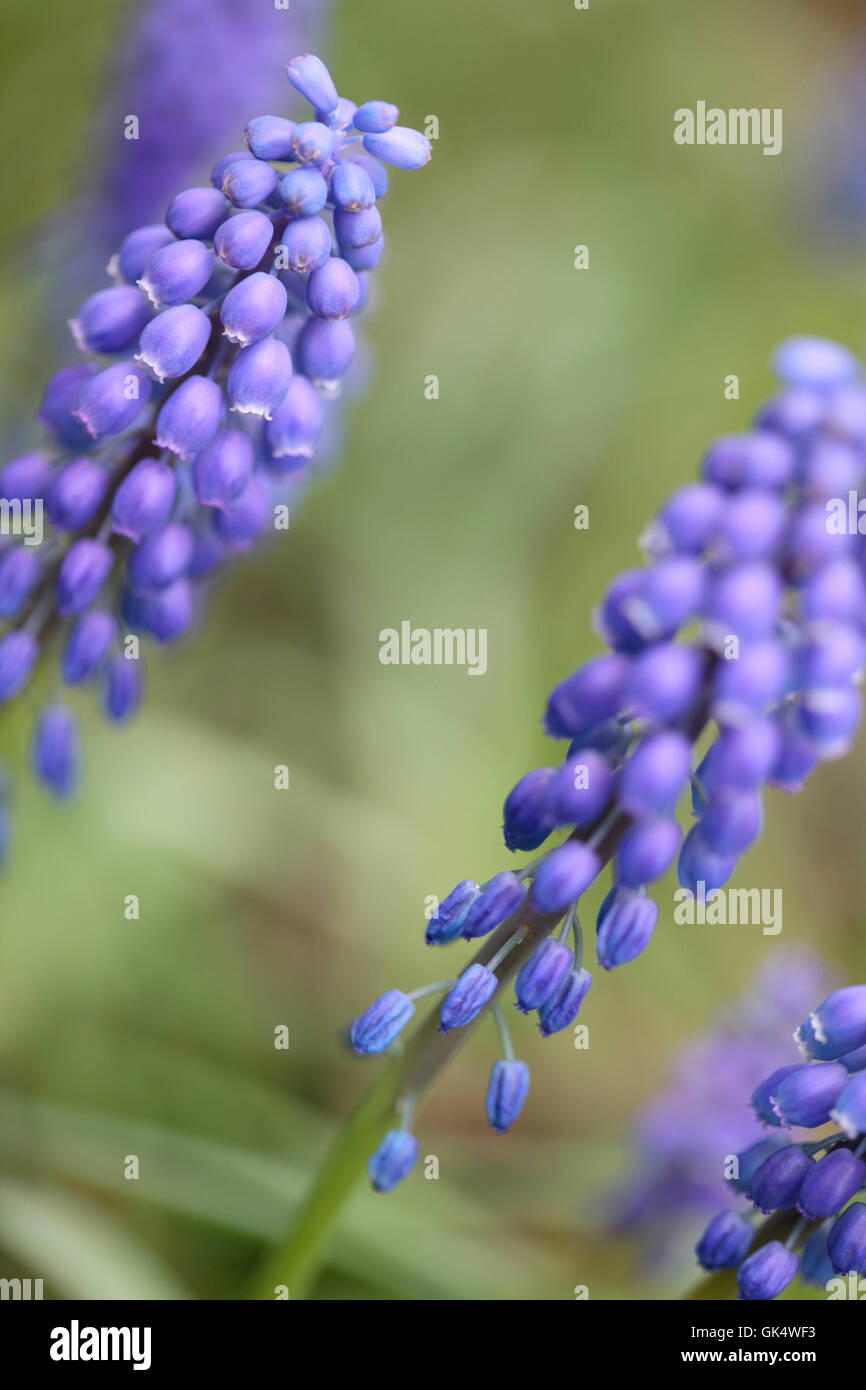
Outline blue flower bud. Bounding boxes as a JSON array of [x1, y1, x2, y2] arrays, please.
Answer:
[[279, 168, 329, 218], [712, 641, 790, 727], [798, 622, 864, 688], [192, 430, 254, 507], [245, 115, 297, 161], [291, 121, 335, 167], [626, 644, 702, 725], [514, 938, 573, 1013], [277, 215, 332, 273], [266, 375, 324, 460], [330, 161, 377, 211], [165, 187, 228, 240], [56, 539, 113, 615], [797, 686, 862, 760], [568, 718, 632, 763], [787, 503, 852, 580], [155, 375, 224, 460], [102, 654, 144, 721], [797, 1148, 866, 1221], [341, 235, 385, 271], [213, 210, 273, 270], [296, 317, 355, 386], [138, 239, 213, 308], [221, 158, 279, 209], [827, 1201, 866, 1275], [368, 1130, 418, 1193], [0, 631, 38, 702], [677, 825, 736, 894], [801, 438, 862, 500], [544, 654, 629, 739], [706, 562, 783, 644], [32, 706, 80, 799], [531, 842, 600, 914], [213, 475, 269, 550], [124, 581, 194, 645], [703, 432, 795, 491], [750, 1145, 813, 1213], [830, 1070, 866, 1139], [110, 224, 174, 284], [767, 710, 819, 794], [799, 1224, 835, 1287], [461, 871, 526, 940], [0, 451, 53, 502], [719, 488, 786, 561], [70, 286, 152, 354], [129, 523, 194, 594], [596, 886, 659, 969], [826, 382, 866, 441], [543, 750, 613, 827], [362, 126, 432, 170], [37, 365, 97, 449], [349, 154, 389, 199], [731, 1136, 791, 1196], [111, 457, 177, 542], [616, 817, 681, 888], [220, 272, 287, 347], [701, 720, 781, 792], [770, 1062, 850, 1128], [210, 150, 254, 188], [773, 335, 859, 388], [227, 337, 293, 419], [486, 1059, 530, 1134], [502, 767, 555, 851], [286, 54, 339, 116], [334, 205, 383, 250], [756, 385, 826, 437], [46, 457, 108, 531], [426, 879, 480, 945], [135, 303, 212, 382], [736, 1242, 799, 1301], [350, 988, 415, 1054], [797, 988, 866, 1061], [619, 731, 691, 817], [74, 362, 151, 439], [750, 1065, 800, 1128], [650, 483, 723, 555], [0, 547, 40, 618], [699, 790, 762, 857], [439, 963, 497, 1033], [322, 97, 358, 131], [354, 101, 399, 134], [62, 611, 116, 685], [695, 1211, 754, 1270], [538, 966, 592, 1036], [802, 559, 866, 625], [307, 258, 361, 321]]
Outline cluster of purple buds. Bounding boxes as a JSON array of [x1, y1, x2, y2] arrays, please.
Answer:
[[695, 984, 866, 1299], [0, 55, 430, 856], [350, 335, 866, 1193]]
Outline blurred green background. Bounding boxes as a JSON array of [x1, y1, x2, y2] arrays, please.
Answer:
[[0, 0, 865, 1300]]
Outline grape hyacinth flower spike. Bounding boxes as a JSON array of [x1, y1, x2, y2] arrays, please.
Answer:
[[0, 55, 431, 861], [348, 335, 866, 1195]]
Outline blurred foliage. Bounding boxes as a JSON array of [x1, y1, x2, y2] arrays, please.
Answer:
[[0, 0, 864, 1300]]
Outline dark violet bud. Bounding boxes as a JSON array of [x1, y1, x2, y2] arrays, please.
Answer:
[[296, 318, 355, 387], [772, 335, 858, 389], [111, 458, 177, 542], [439, 963, 497, 1032], [193, 430, 254, 507], [514, 938, 573, 1014], [831, 1071, 866, 1139], [650, 482, 724, 555], [37, 365, 97, 449], [368, 1130, 418, 1193], [220, 272, 288, 347], [797, 1148, 866, 1221], [350, 988, 415, 1054], [165, 187, 228, 240], [705, 562, 782, 642], [749, 1144, 813, 1214], [544, 654, 629, 739], [695, 1211, 754, 1271], [277, 215, 332, 273], [767, 710, 819, 794], [797, 686, 862, 760], [307, 258, 361, 321], [618, 731, 691, 817], [279, 167, 328, 218], [530, 842, 600, 914], [0, 547, 40, 618], [485, 1059, 530, 1135], [800, 1224, 835, 1287], [70, 285, 151, 354], [155, 375, 224, 460], [354, 101, 399, 135], [102, 654, 144, 721], [426, 879, 480, 945], [214, 210, 274, 270], [362, 126, 432, 170], [461, 871, 526, 941], [0, 631, 38, 702], [245, 115, 297, 161], [291, 121, 335, 167], [699, 789, 762, 857], [334, 205, 383, 250], [827, 1202, 866, 1275], [712, 640, 790, 727], [801, 559, 866, 625], [502, 767, 555, 851], [221, 158, 279, 209], [719, 488, 786, 561], [616, 818, 681, 888], [227, 337, 293, 419], [596, 885, 659, 969], [286, 54, 339, 116], [31, 706, 80, 799], [731, 1136, 791, 1196], [677, 825, 736, 894], [797, 621, 865, 688], [46, 457, 108, 531], [702, 432, 795, 491], [138, 239, 213, 308], [770, 1062, 850, 1128], [342, 235, 386, 272], [62, 611, 116, 685], [330, 161, 377, 211], [736, 1242, 799, 1301], [110, 224, 174, 284], [129, 523, 194, 594], [266, 375, 324, 460], [750, 1065, 801, 1127], [350, 153, 389, 199], [538, 966, 591, 1036], [135, 303, 212, 382], [1, 451, 54, 503], [213, 475, 269, 550], [74, 362, 151, 439], [543, 749, 613, 827], [56, 539, 113, 615], [626, 644, 702, 725]]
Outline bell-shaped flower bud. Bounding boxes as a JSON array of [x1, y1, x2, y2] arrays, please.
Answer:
[[73, 362, 151, 439], [155, 375, 224, 460], [220, 272, 288, 348], [307, 258, 361, 321], [368, 1130, 418, 1193], [38, 365, 98, 449], [796, 1148, 866, 1221], [227, 337, 293, 419], [286, 55, 339, 116], [266, 376, 324, 461], [425, 879, 480, 946], [1, 451, 55, 502], [334, 205, 383, 250], [461, 871, 525, 942], [291, 121, 335, 167], [531, 842, 600, 914], [695, 1211, 754, 1271], [47, 457, 109, 531], [221, 158, 279, 209], [796, 986, 866, 1061], [245, 115, 297, 161], [439, 964, 497, 1033], [102, 654, 144, 721], [362, 126, 432, 170], [830, 1070, 866, 1140], [138, 239, 213, 308], [350, 989, 415, 1055], [544, 654, 630, 740], [0, 631, 39, 703], [165, 186, 228, 240], [485, 1059, 530, 1135], [111, 458, 177, 542], [354, 101, 399, 135], [129, 523, 194, 595], [295, 318, 355, 387], [736, 1242, 799, 1301], [750, 1065, 800, 1128], [514, 938, 573, 1014], [770, 1062, 849, 1129], [279, 167, 329, 218], [0, 547, 41, 619], [110, 224, 174, 284], [213, 475, 269, 550], [616, 817, 681, 888], [749, 1144, 813, 1214], [56, 539, 113, 615], [214, 210, 274, 270], [538, 966, 592, 1037], [677, 825, 736, 895], [502, 767, 555, 852], [596, 886, 659, 970], [135, 304, 212, 382], [827, 1201, 866, 1275], [330, 162, 377, 211], [193, 430, 254, 508], [277, 216, 332, 273], [62, 611, 116, 685], [543, 750, 612, 828], [70, 285, 152, 354], [32, 705, 80, 799]]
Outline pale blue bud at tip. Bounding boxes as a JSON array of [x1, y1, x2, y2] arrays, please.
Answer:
[[56, 539, 113, 616], [736, 1242, 798, 1301], [69, 285, 152, 355], [485, 1059, 530, 1134], [32, 706, 80, 800], [192, 430, 254, 508], [514, 938, 573, 1014], [368, 1130, 418, 1193], [165, 187, 228, 241], [354, 101, 399, 134], [425, 879, 480, 945], [245, 115, 297, 162], [227, 337, 293, 419], [111, 457, 177, 542], [772, 336, 859, 390], [695, 1211, 754, 1271], [155, 375, 224, 461], [439, 964, 497, 1033], [362, 126, 432, 171], [279, 168, 328, 219], [350, 989, 415, 1054], [291, 121, 335, 167], [62, 611, 116, 685], [286, 54, 339, 117], [0, 631, 39, 703], [214, 210, 274, 270], [137, 239, 213, 308], [220, 272, 288, 348], [135, 303, 212, 383]]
